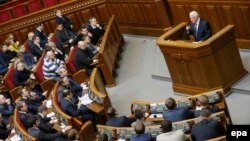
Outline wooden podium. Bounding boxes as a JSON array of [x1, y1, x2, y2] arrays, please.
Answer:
[[157, 22, 247, 95]]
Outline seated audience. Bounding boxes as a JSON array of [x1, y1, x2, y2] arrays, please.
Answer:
[[0, 113, 10, 140], [34, 23, 48, 47], [30, 36, 44, 59], [19, 45, 36, 70], [82, 35, 100, 55], [57, 77, 80, 104], [5, 33, 20, 53], [16, 101, 33, 128], [130, 123, 153, 141], [18, 87, 46, 114], [60, 89, 95, 125], [43, 50, 65, 80], [156, 120, 185, 141], [27, 116, 71, 141], [131, 108, 153, 127], [13, 62, 35, 87], [74, 24, 92, 45], [55, 10, 74, 32], [191, 109, 225, 141], [87, 17, 105, 45], [194, 95, 220, 117], [35, 105, 57, 133], [74, 41, 99, 76], [106, 107, 135, 127], [0, 94, 13, 125], [162, 97, 193, 122], [56, 24, 75, 54], [27, 32, 35, 51], [0, 44, 16, 75], [46, 41, 65, 61]]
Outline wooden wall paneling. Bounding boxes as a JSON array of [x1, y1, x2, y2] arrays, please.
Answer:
[[43, 20, 52, 35], [203, 5, 221, 34], [170, 4, 189, 25], [13, 31, 22, 44], [119, 4, 133, 24], [236, 6, 250, 38], [80, 9, 93, 24], [75, 12, 85, 26], [131, 4, 145, 25], [19, 28, 29, 43], [142, 4, 158, 25], [47, 20, 57, 34], [96, 4, 111, 23], [107, 4, 123, 23]]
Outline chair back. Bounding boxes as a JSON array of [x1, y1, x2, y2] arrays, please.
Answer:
[[0, 9, 12, 23], [66, 47, 77, 74], [33, 51, 45, 83], [27, 0, 42, 13], [79, 121, 97, 141], [3, 64, 15, 90], [43, 0, 58, 8], [13, 4, 27, 18]]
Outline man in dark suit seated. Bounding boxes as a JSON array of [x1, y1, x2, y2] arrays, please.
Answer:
[[194, 95, 220, 117], [56, 24, 75, 54], [35, 105, 57, 133], [87, 17, 105, 45], [162, 97, 193, 122], [60, 89, 95, 126], [191, 109, 225, 141], [16, 101, 34, 128], [13, 62, 34, 87], [27, 116, 71, 141], [106, 107, 135, 127], [34, 23, 48, 48], [30, 36, 44, 59], [0, 113, 10, 140], [74, 41, 99, 76], [55, 10, 74, 32], [0, 94, 13, 126], [130, 123, 153, 141], [185, 11, 212, 42]]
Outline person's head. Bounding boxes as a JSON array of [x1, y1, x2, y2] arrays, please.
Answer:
[[57, 24, 64, 31], [107, 107, 117, 118], [197, 95, 209, 108], [78, 41, 88, 50], [19, 45, 26, 53], [28, 32, 35, 40], [189, 11, 200, 24], [59, 76, 70, 87], [16, 101, 28, 112], [1, 44, 8, 52], [80, 26, 89, 35], [36, 22, 44, 30], [62, 89, 73, 99], [98, 133, 108, 141], [200, 109, 212, 120], [17, 87, 29, 98], [134, 123, 145, 134], [165, 97, 177, 109], [55, 9, 62, 17], [0, 94, 6, 105], [66, 129, 79, 140], [47, 41, 56, 49], [160, 120, 172, 133], [82, 35, 91, 44], [37, 105, 47, 116], [89, 17, 97, 26], [58, 67, 68, 77], [33, 36, 41, 44], [16, 62, 25, 71], [8, 33, 14, 40], [46, 50, 55, 60], [25, 79, 36, 90], [134, 108, 144, 120]]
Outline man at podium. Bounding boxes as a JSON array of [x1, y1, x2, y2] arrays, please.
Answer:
[[185, 11, 212, 42]]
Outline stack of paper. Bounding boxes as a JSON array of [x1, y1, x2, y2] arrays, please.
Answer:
[[79, 94, 93, 105]]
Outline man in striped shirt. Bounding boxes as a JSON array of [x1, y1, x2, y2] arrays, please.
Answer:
[[42, 50, 65, 80]]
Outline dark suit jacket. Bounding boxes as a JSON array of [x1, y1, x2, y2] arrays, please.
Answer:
[[162, 107, 193, 122], [28, 127, 64, 141], [194, 106, 220, 117], [130, 133, 153, 141], [0, 103, 14, 125], [35, 114, 54, 133], [56, 28, 75, 50], [190, 19, 212, 41], [19, 112, 33, 128], [56, 15, 72, 31], [34, 29, 48, 47], [74, 47, 94, 76], [106, 116, 134, 127], [60, 98, 87, 117], [13, 69, 32, 87], [57, 84, 79, 105], [0, 121, 10, 139], [87, 24, 105, 45], [30, 43, 43, 59], [191, 119, 225, 141]]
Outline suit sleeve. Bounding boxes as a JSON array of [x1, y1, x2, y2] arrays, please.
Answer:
[[0, 104, 14, 116], [200, 21, 212, 41]]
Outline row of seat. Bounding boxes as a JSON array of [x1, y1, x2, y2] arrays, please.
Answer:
[[0, 0, 69, 23]]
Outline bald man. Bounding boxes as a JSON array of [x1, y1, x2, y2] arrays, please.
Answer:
[[185, 11, 212, 41], [74, 41, 98, 76], [43, 50, 65, 79], [130, 123, 153, 141]]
